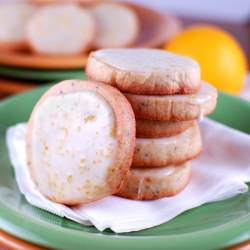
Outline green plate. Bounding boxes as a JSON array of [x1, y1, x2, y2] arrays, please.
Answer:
[[0, 65, 86, 82], [0, 85, 250, 250]]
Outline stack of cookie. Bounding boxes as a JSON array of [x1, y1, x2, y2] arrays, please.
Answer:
[[86, 48, 218, 200]]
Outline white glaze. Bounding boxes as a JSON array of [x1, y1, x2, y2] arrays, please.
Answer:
[[125, 81, 215, 105], [0, 3, 36, 42], [31, 90, 118, 202], [94, 48, 200, 75], [136, 122, 196, 146], [124, 81, 217, 122], [26, 4, 95, 54], [91, 3, 139, 48]]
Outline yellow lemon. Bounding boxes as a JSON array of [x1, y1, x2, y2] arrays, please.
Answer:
[[164, 25, 248, 94]]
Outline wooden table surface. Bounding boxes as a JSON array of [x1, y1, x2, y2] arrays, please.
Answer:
[[0, 14, 250, 250]]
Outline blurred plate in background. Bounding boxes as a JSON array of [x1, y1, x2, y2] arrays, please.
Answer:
[[0, 65, 86, 82], [0, 3, 181, 70]]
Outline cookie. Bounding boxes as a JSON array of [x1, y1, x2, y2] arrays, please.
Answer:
[[26, 79, 136, 205], [132, 121, 201, 166], [136, 118, 194, 137], [124, 80, 217, 121], [90, 3, 139, 49], [25, 3, 96, 55], [115, 161, 191, 200], [0, 2, 36, 51], [86, 48, 201, 95]]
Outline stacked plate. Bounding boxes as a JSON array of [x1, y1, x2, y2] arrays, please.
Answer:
[[1, 85, 250, 249]]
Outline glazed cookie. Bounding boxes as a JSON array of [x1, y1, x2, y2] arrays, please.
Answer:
[[124, 81, 217, 121], [115, 161, 191, 200], [26, 79, 135, 205], [136, 119, 194, 138], [26, 3, 96, 55], [132, 122, 201, 166], [86, 48, 201, 95], [0, 2, 36, 51], [91, 2, 140, 49]]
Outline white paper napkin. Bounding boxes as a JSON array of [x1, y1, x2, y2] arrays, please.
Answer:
[[6, 118, 250, 233]]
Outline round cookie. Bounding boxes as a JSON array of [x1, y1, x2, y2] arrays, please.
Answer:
[[0, 2, 37, 51], [25, 3, 96, 55], [26, 79, 135, 205], [136, 118, 194, 138], [86, 48, 201, 95], [132, 122, 201, 166], [91, 2, 140, 49], [124, 81, 217, 121], [115, 161, 191, 200]]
